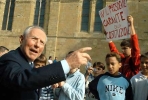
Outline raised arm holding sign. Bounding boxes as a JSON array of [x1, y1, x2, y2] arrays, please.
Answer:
[[99, 0, 140, 79], [108, 15, 141, 79]]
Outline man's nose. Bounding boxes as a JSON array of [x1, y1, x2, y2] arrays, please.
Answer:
[[35, 40, 40, 47]]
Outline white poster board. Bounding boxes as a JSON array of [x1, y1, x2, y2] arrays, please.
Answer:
[[99, 0, 129, 41]]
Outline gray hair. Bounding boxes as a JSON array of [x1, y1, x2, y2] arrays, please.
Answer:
[[0, 46, 9, 52], [23, 26, 47, 42]]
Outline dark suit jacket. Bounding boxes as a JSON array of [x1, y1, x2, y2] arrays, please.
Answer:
[[0, 47, 66, 100]]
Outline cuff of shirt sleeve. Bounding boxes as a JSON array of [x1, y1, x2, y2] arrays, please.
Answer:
[[131, 33, 137, 37], [62, 83, 69, 90], [61, 60, 70, 75]]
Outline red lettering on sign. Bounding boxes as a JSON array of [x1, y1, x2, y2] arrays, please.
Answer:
[[102, 11, 125, 27], [106, 27, 129, 39], [99, 9, 104, 18], [108, 0, 127, 13]]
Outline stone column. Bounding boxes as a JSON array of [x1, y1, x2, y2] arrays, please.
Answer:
[[75, 0, 83, 34], [89, 0, 96, 33], [43, 0, 50, 32], [0, 0, 6, 30], [12, 0, 36, 33], [47, 0, 60, 36], [45, 0, 61, 57]]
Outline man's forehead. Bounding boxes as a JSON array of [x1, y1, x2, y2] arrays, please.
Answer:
[[121, 46, 130, 48], [106, 57, 119, 62], [30, 28, 45, 34], [28, 28, 47, 42]]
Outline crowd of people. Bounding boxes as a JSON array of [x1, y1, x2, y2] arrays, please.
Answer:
[[0, 15, 147, 100]]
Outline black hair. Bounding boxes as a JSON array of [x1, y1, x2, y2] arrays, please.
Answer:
[[120, 39, 131, 47], [34, 54, 47, 65], [0, 46, 9, 52], [66, 51, 74, 58], [93, 62, 105, 70], [49, 56, 52, 59], [106, 52, 121, 63]]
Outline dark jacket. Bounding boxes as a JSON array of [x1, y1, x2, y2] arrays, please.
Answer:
[[0, 47, 66, 100]]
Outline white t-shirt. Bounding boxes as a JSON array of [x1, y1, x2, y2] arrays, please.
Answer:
[[48, 60, 53, 64], [130, 71, 148, 100]]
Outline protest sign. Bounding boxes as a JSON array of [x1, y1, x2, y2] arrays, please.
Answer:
[[99, 0, 129, 41]]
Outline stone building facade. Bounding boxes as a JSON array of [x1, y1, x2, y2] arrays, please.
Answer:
[[0, 0, 148, 72]]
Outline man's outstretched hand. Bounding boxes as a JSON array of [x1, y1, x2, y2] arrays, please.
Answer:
[[65, 47, 92, 69]]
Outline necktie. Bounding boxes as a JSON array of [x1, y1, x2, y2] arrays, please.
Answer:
[[29, 62, 34, 68]]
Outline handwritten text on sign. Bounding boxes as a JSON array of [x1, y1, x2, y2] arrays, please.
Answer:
[[99, 0, 129, 41]]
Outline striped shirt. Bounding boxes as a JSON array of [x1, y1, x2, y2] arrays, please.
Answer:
[[39, 86, 54, 100]]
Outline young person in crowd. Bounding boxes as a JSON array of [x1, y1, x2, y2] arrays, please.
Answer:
[[34, 54, 54, 100], [130, 52, 148, 100], [93, 62, 105, 77], [53, 51, 85, 100], [34, 54, 47, 68], [0, 46, 9, 57], [85, 62, 105, 90], [85, 61, 105, 100], [89, 52, 133, 100], [48, 56, 53, 64], [84, 62, 94, 100], [53, 57, 58, 63], [108, 15, 140, 79], [0, 25, 92, 100]]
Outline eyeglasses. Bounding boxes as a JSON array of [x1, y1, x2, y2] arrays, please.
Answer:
[[93, 68, 102, 71]]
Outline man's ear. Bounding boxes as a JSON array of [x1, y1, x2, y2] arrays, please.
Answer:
[[19, 35, 24, 44]]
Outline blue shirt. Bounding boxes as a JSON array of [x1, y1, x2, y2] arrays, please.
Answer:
[[53, 60, 57, 63], [89, 72, 133, 100], [55, 69, 85, 100]]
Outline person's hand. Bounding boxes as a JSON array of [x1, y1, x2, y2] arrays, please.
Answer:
[[58, 81, 65, 87], [65, 47, 92, 69], [104, 31, 113, 42], [108, 40, 112, 43], [86, 67, 93, 75], [127, 15, 134, 26], [52, 83, 59, 89], [127, 15, 136, 35]]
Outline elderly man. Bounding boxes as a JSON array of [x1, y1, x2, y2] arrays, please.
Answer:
[[0, 26, 91, 100]]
